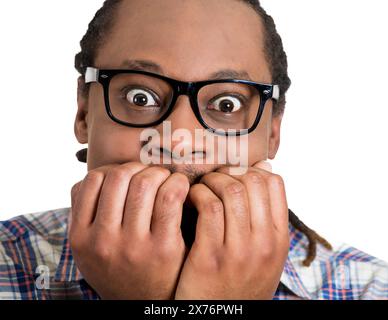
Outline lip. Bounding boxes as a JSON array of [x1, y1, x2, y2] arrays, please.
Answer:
[[149, 148, 206, 163]]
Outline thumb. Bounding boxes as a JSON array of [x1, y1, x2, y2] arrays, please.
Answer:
[[252, 160, 272, 173]]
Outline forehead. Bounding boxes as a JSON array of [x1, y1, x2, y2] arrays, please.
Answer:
[[95, 0, 270, 83]]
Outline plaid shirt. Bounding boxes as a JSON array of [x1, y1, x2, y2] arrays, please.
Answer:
[[0, 207, 387, 300]]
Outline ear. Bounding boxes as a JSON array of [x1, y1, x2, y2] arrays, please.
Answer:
[[74, 76, 89, 144], [268, 111, 284, 160]]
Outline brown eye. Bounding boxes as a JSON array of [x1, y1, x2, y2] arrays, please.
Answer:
[[208, 95, 243, 113], [125, 88, 159, 108]]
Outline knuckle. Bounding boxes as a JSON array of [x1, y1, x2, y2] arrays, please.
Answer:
[[203, 199, 224, 215], [131, 174, 154, 192], [188, 247, 220, 272], [162, 189, 184, 204], [154, 166, 171, 178], [259, 243, 275, 260], [159, 175, 189, 203], [124, 248, 144, 265], [171, 172, 189, 186], [225, 181, 245, 196], [236, 254, 250, 268], [269, 174, 285, 188], [92, 239, 112, 261], [70, 181, 82, 198], [107, 167, 128, 181], [246, 172, 265, 185], [155, 242, 177, 261], [229, 248, 249, 268], [84, 171, 104, 185]]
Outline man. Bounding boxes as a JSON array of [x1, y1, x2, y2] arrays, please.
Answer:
[[1, 0, 387, 300]]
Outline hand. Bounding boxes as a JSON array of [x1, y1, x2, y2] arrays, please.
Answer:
[[69, 162, 190, 299], [174, 161, 290, 299]]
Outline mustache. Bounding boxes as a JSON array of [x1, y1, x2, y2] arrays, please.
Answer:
[[158, 163, 209, 185]]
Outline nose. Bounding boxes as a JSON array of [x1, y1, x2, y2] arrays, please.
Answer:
[[154, 95, 207, 159]]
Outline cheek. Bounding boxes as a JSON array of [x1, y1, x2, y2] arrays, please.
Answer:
[[88, 90, 147, 170], [248, 104, 272, 166], [246, 115, 271, 165], [87, 123, 145, 170], [85, 90, 145, 170]]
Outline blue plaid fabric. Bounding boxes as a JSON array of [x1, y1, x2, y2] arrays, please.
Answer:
[[1, 207, 387, 299]]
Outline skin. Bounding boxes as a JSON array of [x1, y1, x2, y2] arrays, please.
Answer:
[[71, 0, 289, 299]]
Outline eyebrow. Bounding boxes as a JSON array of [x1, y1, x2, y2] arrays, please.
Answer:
[[120, 59, 253, 81]]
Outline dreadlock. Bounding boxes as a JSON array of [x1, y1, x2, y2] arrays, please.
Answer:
[[74, 0, 332, 267]]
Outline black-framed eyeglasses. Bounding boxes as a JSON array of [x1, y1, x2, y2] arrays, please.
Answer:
[[85, 67, 279, 136]]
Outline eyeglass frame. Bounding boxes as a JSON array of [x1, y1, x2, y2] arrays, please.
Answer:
[[84, 66, 280, 136]]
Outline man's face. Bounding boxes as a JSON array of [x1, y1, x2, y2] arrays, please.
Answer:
[[75, 0, 283, 183]]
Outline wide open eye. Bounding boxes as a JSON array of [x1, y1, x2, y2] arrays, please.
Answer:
[[124, 87, 160, 108], [207, 94, 245, 113]]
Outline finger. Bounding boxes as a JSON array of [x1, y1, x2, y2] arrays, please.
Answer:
[[70, 163, 137, 229], [250, 160, 274, 180], [71, 170, 105, 229], [152, 173, 190, 240], [242, 162, 289, 235], [70, 181, 82, 210], [188, 183, 225, 248], [69, 181, 83, 233], [249, 163, 289, 234], [94, 162, 147, 229], [200, 172, 250, 245], [122, 166, 171, 236], [266, 173, 289, 235], [217, 166, 273, 236], [252, 160, 272, 173]]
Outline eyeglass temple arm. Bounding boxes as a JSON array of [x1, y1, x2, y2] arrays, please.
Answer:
[[272, 85, 280, 101], [85, 67, 99, 83]]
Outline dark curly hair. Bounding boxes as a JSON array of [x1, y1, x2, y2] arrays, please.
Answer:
[[74, 0, 332, 266]]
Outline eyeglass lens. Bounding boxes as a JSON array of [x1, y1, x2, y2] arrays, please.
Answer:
[[107, 73, 262, 131]]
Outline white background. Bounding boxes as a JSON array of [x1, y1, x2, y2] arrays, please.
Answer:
[[0, 1, 387, 262]]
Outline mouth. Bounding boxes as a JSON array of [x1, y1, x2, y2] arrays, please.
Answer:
[[149, 148, 206, 163]]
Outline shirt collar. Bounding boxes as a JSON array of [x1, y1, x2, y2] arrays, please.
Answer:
[[279, 258, 312, 299], [54, 207, 313, 299]]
